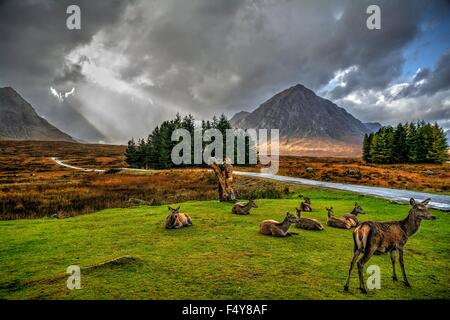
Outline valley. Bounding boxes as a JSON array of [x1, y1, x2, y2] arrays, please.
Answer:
[[0, 140, 448, 220]]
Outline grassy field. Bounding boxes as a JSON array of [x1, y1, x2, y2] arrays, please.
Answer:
[[1, 188, 448, 300]]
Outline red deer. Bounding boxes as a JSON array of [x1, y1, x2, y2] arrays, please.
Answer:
[[231, 200, 257, 215], [259, 212, 299, 237], [326, 207, 352, 229], [300, 197, 312, 212], [295, 208, 324, 231], [165, 206, 193, 229], [344, 198, 436, 294], [343, 203, 366, 227]]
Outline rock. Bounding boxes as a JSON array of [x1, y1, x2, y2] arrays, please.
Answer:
[[305, 167, 315, 174]]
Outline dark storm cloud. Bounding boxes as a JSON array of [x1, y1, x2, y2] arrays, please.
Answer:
[[388, 49, 450, 100], [0, 0, 127, 113], [0, 0, 449, 142], [418, 50, 450, 96], [102, 0, 427, 115]]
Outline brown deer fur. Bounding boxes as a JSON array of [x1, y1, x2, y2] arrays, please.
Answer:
[[300, 197, 312, 212], [165, 206, 193, 229], [344, 198, 436, 294], [259, 212, 299, 237], [295, 208, 324, 231], [326, 207, 352, 229], [343, 203, 366, 227], [300, 201, 312, 212], [232, 200, 257, 215]]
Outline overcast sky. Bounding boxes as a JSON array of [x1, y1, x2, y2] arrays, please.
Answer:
[[0, 0, 449, 143]]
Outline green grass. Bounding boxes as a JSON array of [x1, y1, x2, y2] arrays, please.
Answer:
[[0, 188, 448, 300]]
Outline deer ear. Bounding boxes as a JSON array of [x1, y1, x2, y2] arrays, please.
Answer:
[[355, 202, 358, 206], [175, 206, 180, 211], [168, 206, 172, 211], [421, 198, 431, 206], [410, 198, 416, 206]]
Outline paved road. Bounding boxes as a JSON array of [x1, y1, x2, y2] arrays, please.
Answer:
[[234, 171, 450, 211], [50, 157, 450, 211]]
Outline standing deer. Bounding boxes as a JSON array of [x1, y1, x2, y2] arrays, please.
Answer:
[[295, 208, 324, 231], [232, 200, 257, 215], [344, 198, 436, 294], [326, 207, 352, 229], [165, 206, 193, 229], [343, 203, 366, 227], [259, 212, 299, 237]]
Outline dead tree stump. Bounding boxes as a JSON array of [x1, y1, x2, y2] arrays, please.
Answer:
[[210, 161, 236, 202]]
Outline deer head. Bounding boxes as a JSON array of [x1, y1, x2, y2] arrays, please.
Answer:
[[326, 207, 334, 218], [248, 200, 258, 208], [410, 198, 436, 220], [168, 206, 180, 217], [352, 202, 366, 215], [286, 212, 298, 223]]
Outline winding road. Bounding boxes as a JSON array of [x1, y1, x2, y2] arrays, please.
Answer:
[[50, 157, 450, 211]]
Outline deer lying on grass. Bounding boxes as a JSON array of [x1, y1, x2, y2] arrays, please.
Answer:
[[326, 207, 352, 229], [295, 208, 324, 231], [344, 198, 436, 294], [300, 196, 312, 212], [343, 203, 366, 227], [232, 200, 257, 215], [259, 213, 299, 237], [165, 206, 193, 229]]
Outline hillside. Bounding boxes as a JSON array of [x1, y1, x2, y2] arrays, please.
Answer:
[[230, 84, 371, 141], [230, 84, 380, 156], [0, 87, 75, 142]]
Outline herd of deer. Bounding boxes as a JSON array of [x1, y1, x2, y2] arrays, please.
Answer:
[[165, 197, 436, 294]]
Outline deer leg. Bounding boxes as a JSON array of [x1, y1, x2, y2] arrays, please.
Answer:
[[344, 249, 361, 292], [390, 251, 398, 281], [271, 229, 286, 237], [398, 249, 410, 287], [357, 248, 376, 294]]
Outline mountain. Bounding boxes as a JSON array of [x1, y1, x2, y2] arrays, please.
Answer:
[[230, 84, 371, 141], [364, 122, 382, 133], [230, 84, 376, 156], [0, 87, 75, 142]]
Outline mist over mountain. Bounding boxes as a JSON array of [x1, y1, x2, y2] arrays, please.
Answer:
[[46, 99, 107, 143], [0, 87, 75, 142], [363, 122, 383, 133], [230, 84, 371, 142]]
